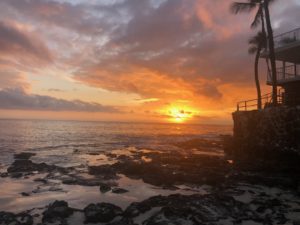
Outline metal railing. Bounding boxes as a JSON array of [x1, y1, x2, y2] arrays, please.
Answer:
[[267, 65, 300, 83], [274, 27, 300, 49], [237, 89, 284, 112]]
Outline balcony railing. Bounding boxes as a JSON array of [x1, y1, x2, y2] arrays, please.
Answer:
[[236, 89, 284, 112], [267, 65, 300, 84], [274, 27, 300, 49]]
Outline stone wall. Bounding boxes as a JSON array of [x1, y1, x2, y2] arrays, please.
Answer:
[[228, 106, 300, 162]]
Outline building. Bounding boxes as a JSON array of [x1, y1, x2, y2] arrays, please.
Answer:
[[230, 28, 300, 162], [237, 27, 300, 111], [266, 27, 300, 106]]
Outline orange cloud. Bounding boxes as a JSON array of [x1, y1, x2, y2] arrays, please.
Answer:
[[0, 0, 299, 123]]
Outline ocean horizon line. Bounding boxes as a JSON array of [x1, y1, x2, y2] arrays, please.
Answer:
[[0, 117, 233, 126]]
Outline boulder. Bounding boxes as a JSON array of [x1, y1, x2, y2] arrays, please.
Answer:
[[100, 183, 111, 193], [112, 188, 128, 194], [16, 213, 33, 225], [88, 165, 118, 179], [7, 160, 55, 173], [84, 203, 123, 223], [0, 212, 33, 225], [14, 152, 36, 160], [42, 200, 73, 222]]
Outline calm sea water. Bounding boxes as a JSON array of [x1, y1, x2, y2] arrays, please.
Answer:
[[0, 119, 232, 168], [0, 119, 232, 212]]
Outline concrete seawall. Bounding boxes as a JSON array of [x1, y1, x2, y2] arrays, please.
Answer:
[[227, 106, 300, 163]]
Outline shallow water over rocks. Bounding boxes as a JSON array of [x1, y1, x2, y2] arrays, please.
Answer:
[[1, 121, 299, 224]]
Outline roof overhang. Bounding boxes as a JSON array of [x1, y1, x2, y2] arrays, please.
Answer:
[[267, 76, 300, 86]]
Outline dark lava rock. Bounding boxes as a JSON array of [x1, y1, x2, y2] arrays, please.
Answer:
[[107, 218, 134, 225], [88, 152, 100, 156], [16, 213, 34, 225], [0, 212, 17, 225], [0, 211, 33, 225], [227, 172, 297, 189], [42, 200, 73, 222], [100, 183, 112, 193], [14, 152, 36, 160], [256, 206, 266, 213], [112, 187, 129, 194], [112, 153, 230, 187], [268, 198, 282, 207], [294, 221, 300, 225], [0, 172, 8, 178], [175, 138, 223, 150], [117, 155, 132, 161], [60, 174, 105, 186], [125, 194, 254, 223], [84, 203, 123, 223], [7, 160, 56, 174], [10, 172, 23, 178], [33, 178, 47, 183], [20, 192, 30, 197], [143, 206, 193, 225], [61, 177, 78, 185], [88, 165, 118, 179]]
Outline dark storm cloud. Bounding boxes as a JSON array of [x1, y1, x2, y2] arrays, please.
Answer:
[[0, 0, 299, 103], [0, 20, 52, 91], [0, 88, 119, 112], [74, 0, 250, 100], [0, 0, 121, 35], [0, 21, 52, 63], [0, 71, 30, 90]]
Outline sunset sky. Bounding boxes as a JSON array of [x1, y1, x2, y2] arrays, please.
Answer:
[[0, 0, 299, 124]]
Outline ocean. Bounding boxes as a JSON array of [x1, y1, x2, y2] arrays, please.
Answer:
[[0, 119, 232, 168], [0, 119, 232, 213], [1, 119, 299, 225]]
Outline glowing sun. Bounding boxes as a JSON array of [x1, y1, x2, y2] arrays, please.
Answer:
[[168, 107, 193, 123]]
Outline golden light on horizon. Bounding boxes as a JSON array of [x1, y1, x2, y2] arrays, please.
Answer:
[[166, 106, 196, 123]]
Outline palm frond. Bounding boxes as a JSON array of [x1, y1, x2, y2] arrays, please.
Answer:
[[230, 2, 257, 14], [248, 46, 258, 54], [251, 5, 263, 29], [248, 31, 267, 54], [250, 0, 263, 4]]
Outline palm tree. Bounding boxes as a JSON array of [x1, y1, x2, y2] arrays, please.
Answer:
[[231, 0, 278, 105], [263, 0, 277, 105], [248, 32, 267, 109]]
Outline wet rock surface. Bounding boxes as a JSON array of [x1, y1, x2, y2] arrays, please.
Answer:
[[6, 153, 69, 179], [87, 153, 231, 188], [7, 140, 298, 191], [0, 211, 33, 225], [88, 164, 119, 180], [42, 200, 74, 223], [84, 203, 123, 223], [2, 189, 300, 225], [14, 153, 36, 160], [7, 160, 57, 174], [112, 188, 129, 194], [100, 183, 112, 193], [1, 138, 300, 225]]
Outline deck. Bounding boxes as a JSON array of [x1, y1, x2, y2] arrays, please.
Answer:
[[267, 64, 300, 85], [261, 27, 300, 64], [236, 90, 284, 112]]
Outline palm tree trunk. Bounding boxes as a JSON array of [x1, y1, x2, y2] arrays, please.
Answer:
[[260, 5, 272, 76], [255, 47, 262, 109], [260, 5, 266, 36], [264, 0, 277, 105]]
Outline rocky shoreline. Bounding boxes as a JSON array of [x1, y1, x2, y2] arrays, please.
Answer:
[[1, 138, 300, 225]]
